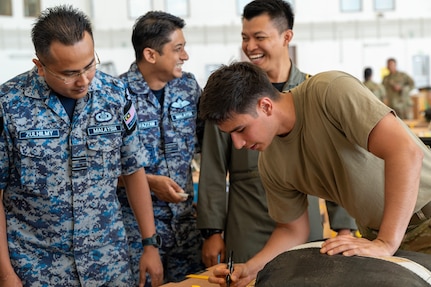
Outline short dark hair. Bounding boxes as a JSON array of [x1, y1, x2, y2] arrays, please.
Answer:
[[132, 11, 186, 62], [243, 0, 294, 33], [32, 5, 93, 60], [199, 61, 279, 124], [364, 67, 372, 79]]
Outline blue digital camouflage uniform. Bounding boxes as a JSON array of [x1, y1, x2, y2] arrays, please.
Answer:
[[117, 62, 204, 285], [0, 67, 142, 286]]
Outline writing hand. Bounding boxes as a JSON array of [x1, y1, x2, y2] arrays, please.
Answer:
[[209, 263, 254, 287]]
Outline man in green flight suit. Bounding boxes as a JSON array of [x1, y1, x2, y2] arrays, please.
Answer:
[[197, 0, 357, 267]]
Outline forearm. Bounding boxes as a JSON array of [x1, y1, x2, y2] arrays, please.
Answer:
[[377, 148, 423, 253], [245, 215, 309, 279], [0, 194, 14, 277], [365, 113, 424, 253], [123, 169, 156, 238], [145, 174, 157, 190]]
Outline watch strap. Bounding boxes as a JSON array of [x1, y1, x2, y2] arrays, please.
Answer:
[[201, 229, 223, 239], [142, 233, 162, 248]]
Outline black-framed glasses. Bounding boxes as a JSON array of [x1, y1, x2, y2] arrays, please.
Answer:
[[38, 52, 100, 85]]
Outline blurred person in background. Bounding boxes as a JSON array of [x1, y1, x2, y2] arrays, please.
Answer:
[[382, 58, 415, 119], [363, 67, 386, 103]]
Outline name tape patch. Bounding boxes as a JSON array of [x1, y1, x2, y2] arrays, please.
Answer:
[[19, 129, 60, 139], [139, 120, 158, 130], [87, 125, 121, 136], [171, 110, 195, 121]]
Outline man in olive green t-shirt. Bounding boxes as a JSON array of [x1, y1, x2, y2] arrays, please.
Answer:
[[198, 62, 431, 287]]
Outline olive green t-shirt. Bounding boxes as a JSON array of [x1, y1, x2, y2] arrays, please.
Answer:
[[259, 71, 431, 231]]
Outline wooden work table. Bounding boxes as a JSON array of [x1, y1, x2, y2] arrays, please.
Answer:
[[404, 119, 431, 138], [161, 265, 255, 287]]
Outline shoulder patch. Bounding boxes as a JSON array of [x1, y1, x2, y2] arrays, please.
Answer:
[[123, 101, 137, 135]]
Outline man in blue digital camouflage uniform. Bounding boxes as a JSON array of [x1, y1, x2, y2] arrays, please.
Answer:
[[0, 6, 162, 287], [116, 11, 205, 285]]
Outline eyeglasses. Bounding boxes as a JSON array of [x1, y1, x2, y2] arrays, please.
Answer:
[[39, 53, 100, 85]]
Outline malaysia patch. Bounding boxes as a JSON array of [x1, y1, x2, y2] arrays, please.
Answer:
[[95, 111, 113, 122], [123, 101, 137, 134]]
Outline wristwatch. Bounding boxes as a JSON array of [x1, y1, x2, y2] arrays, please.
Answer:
[[201, 229, 223, 239], [142, 233, 162, 248]]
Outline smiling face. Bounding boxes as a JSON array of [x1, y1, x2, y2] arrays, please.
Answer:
[[33, 31, 96, 100], [241, 13, 291, 75], [155, 28, 189, 81]]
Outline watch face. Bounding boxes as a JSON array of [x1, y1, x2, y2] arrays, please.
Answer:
[[154, 233, 162, 248]]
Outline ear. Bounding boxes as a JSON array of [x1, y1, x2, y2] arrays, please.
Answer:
[[32, 58, 45, 77], [284, 29, 294, 45], [258, 97, 273, 115], [143, 48, 157, 64]]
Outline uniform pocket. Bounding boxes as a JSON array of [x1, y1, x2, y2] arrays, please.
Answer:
[[17, 139, 51, 192], [86, 134, 122, 180], [171, 108, 197, 155]]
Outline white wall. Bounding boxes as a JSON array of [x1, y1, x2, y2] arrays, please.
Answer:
[[1, 0, 431, 88]]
